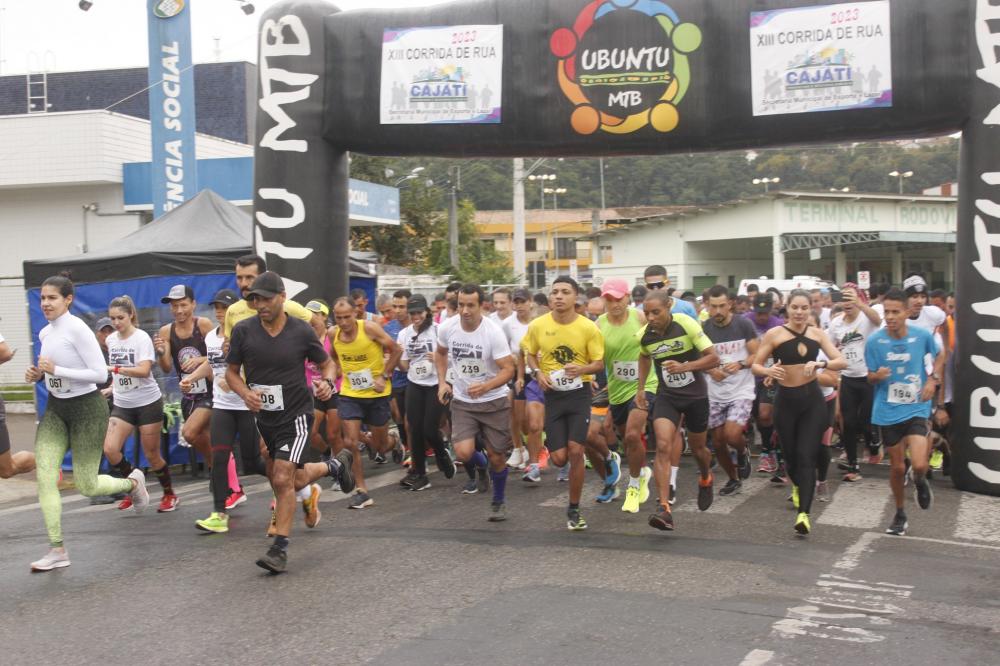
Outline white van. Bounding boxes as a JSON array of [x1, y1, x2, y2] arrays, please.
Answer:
[[737, 276, 840, 297]]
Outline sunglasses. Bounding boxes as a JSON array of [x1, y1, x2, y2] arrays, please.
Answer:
[[645, 281, 666, 290]]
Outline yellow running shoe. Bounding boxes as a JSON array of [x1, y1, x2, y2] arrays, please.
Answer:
[[638, 466, 652, 504], [195, 512, 229, 534], [794, 512, 811, 535], [929, 450, 944, 470], [622, 486, 641, 513], [303, 483, 322, 528]]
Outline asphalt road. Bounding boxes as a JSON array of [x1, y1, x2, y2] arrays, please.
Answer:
[[1, 414, 998, 666]]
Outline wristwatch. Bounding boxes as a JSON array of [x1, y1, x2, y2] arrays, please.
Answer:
[[930, 373, 941, 382]]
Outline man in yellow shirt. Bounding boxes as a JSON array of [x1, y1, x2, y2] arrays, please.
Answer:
[[522, 276, 607, 531], [224, 255, 312, 338]]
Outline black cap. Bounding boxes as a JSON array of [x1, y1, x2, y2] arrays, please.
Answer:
[[752, 292, 774, 313], [209, 289, 239, 308], [246, 271, 284, 299], [512, 288, 531, 302], [160, 284, 194, 303], [94, 317, 113, 332], [407, 294, 428, 312]]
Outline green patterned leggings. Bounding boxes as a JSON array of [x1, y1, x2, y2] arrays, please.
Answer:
[[35, 391, 133, 547]]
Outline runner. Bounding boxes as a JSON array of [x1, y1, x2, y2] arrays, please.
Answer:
[[330, 297, 402, 509], [752, 289, 846, 536], [636, 290, 719, 531], [827, 283, 881, 480], [866, 288, 944, 537], [643, 265, 697, 318], [435, 283, 515, 521], [25, 275, 148, 572], [522, 276, 608, 531], [303, 299, 342, 463], [101, 296, 176, 512], [702, 286, 759, 496], [350, 288, 378, 322], [502, 288, 533, 471], [0, 330, 35, 480], [596, 278, 655, 513], [153, 284, 215, 474], [193, 289, 270, 534], [489, 288, 513, 324], [745, 292, 784, 477], [385, 290, 411, 464], [397, 294, 455, 490], [225, 272, 355, 573]]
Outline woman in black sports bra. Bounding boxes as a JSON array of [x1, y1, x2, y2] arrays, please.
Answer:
[[751, 289, 846, 536]]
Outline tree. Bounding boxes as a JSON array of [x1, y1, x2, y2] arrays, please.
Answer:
[[426, 199, 515, 283]]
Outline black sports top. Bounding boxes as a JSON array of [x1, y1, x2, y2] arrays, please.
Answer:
[[773, 326, 821, 365]]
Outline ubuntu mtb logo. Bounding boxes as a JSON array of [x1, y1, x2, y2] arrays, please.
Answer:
[[550, 0, 702, 135]]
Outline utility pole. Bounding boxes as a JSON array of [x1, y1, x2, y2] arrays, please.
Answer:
[[513, 158, 527, 282], [449, 165, 460, 270], [599, 157, 606, 211]]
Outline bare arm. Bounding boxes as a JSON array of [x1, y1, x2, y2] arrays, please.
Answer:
[[815, 329, 847, 372], [365, 321, 402, 376], [0, 341, 13, 364], [155, 324, 173, 373]]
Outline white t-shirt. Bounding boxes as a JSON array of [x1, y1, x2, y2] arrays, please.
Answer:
[[908, 304, 946, 333], [818, 307, 831, 330], [437, 315, 512, 403], [39, 312, 109, 399], [0, 330, 5, 344], [817, 351, 835, 399], [502, 316, 531, 360], [206, 327, 247, 411], [398, 323, 439, 387], [106, 328, 161, 408], [827, 313, 879, 378]]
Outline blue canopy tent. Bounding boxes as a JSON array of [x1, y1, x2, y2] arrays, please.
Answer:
[[22, 189, 377, 469]]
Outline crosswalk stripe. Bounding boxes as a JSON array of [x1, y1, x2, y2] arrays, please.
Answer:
[[953, 491, 1000, 543], [816, 480, 892, 529], [676, 476, 771, 514]]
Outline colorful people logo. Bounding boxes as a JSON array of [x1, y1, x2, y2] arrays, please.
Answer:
[[551, 0, 702, 135]]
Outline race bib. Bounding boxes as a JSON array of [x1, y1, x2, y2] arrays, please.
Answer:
[[550, 368, 583, 392], [613, 360, 639, 382], [446, 367, 457, 384], [665, 372, 694, 389], [250, 384, 285, 411], [182, 374, 208, 395], [458, 358, 486, 380], [347, 369, 375, 391], [114, 375, 139, 392], [888, 382, 918, 405], [844, 346, 861, 364], [45, 373, 71, 396], [411, 359, 434, 381]]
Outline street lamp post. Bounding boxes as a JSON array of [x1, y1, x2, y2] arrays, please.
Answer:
[[544, 187, 567, 210], [753, 177, 781, 193], [889, 170, 914, 194], [386, 166, 426, 187], [529, 173, 557, 208]]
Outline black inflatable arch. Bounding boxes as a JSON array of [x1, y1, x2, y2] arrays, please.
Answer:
[[253, 0, 1000, 496]]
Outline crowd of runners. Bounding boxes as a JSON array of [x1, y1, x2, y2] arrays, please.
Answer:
[[0, 256, 954, 574]]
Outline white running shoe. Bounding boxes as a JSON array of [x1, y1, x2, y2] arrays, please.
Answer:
[[506, 447, 526, 470], [128, 468, 150, 514], [30, 548, 70, 572]]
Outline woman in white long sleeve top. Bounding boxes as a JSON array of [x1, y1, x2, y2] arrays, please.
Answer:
[[24, 276, 149, 572]]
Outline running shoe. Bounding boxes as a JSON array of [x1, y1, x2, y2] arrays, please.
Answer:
[[195, 512, 230, 534], [758, 452, 777, 474], [399, 471, 420, 488], [30, 549, 70, 572], [461, 478, 479, 494], [225, 491, 247, 510], [595, 483, 620, 503], [476, 467, 490, 493], [538, 447, 550, 470], [506, 448, 525, 470], [697, 475, 714, 511], [885, 511, 908, 536], [410, 475, 432, 491], [648, 505, 674, 531], [842, 468, 862, 482], [348, 491, 373, 509], [435, 451, 457, 479], [392, 443, 405, 465], [488, 502, 507, 522], [266, 509, 277, 537], [335, 449, 356, 493], [127, 468, 149, 514], [837, 456, 853, 472], [605, 451, 622, 485], [815, 481, 830, 503], [770, 465, 789, 485], [256, 545, 287, 574], [794, 512, 811, 535], [557, 465, 569, 482], [303, 483, 322, 527], [157, 494, 180, 513], [117, 496, 133, 511], [374, 452, 388, 465], [737, 451, 752, 480], [669, 483, 676, 506], [903, 458, 913, 487], [584, 456, 593, 470], [621, 486, 641, 513], [402, 455, 412, 468], [638, 466, 652, 504], [566, 507, 588, 531], [914, 475, 934, 510], [929, 450, 944, 470], [719, 478, 742, 496], [867, 452, 883, 465], [522, 464, 541, 484]]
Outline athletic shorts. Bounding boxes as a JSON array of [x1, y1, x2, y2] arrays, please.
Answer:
[[525, 379, 545, 404], [544, 387, 591, 452], [0, 395, 9, 456], [510, 380, 527, 401], [708, 399, 754, 430], [313, 393, 339, 413], [111, 398, 164, 427], [257, 413, 313, 466], [451, 396, 511, 454], [182, 395, 213, 420], [755, 382, 777, 406], [879, 417, 930, 448], [338, 395, 391, 426], [609, 391, 655, 427], [652, 393, 709, 433]]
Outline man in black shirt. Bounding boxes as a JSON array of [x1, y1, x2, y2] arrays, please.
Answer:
[[226, 272, 355, 573]]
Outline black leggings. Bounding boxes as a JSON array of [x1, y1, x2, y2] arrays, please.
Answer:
[[209, 408, 266, 512], [0, 396, 10, 456], [774, 382, 827, 514], [839, 376, 874, 466], [404, 383, 448, 476], [817, 397, 837, 482]]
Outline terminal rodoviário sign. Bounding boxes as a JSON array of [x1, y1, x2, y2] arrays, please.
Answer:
[[750, 0, 892, 116]]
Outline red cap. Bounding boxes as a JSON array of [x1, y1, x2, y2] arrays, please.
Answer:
[[601, 278, 630, 300]]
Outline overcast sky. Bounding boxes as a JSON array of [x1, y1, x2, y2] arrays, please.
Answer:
[[0, 0, 452, 75]]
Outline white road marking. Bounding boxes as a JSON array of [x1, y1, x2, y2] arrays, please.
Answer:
[[738, 649, 774, 666], [953, 491, 1000, 543], [832, 531, 879, 570], [892, 533, 1000, 551], [815, 481, 892, 529], [675, 475, 770, 514]]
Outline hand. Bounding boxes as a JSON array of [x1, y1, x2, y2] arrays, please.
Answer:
[[563, 363, 582, 379], [25, 366, 43, 383], [662, 360, 684, 375], [217, 378, 231, 393], [152, 335, 167, 356], [181, 356, 205, 373], [722, 362, 743, 375], [843, 288, 858, 304], [515, 378, 525, 394], [535, 370, 553, 392], [768, 361, 786, 381], [37, 356, 55, 374], [708, 368, 728, 383], [921, 380, 937, 403], [874, 366, 891, 382], [634, 391, 649, 412], [244, 390, 264, 413], [314, 378, 333, 401], [468, 382, 488, 399], [101, 387, 113, 399], [373, 376, 388, 393], [934, 406, 950, 428], [763, 376, 774, 389], [803, 361, 820, 377], [437, 384, 452, 406], [179, 377, 193, 393], [222, 340, 230, 357]]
